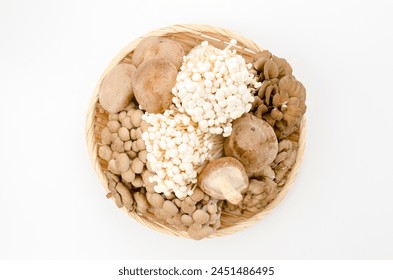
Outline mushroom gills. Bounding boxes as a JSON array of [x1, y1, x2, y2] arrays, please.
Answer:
[[204, 166, 245, 204]]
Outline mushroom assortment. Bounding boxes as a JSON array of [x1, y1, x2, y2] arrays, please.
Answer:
[[97, 36, 306, 239]]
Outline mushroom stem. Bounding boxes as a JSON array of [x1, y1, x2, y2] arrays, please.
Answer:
[[219, 176, 243, 205]]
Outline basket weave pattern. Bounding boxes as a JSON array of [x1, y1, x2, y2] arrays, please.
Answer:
[[86, 24, 306, 238]]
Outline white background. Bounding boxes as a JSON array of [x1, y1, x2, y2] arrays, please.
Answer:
[[1, 0, 393, 260]]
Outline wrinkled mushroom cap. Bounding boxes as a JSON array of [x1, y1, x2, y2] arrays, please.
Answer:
[[132, 36, 184, 69], [224, 113, 278, 174], [132, 58, 177, 113], [198, 157, 248, 204], [98, 63, 136, 113]]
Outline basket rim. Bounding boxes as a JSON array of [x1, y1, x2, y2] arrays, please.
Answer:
[[85, 24, 306, 239]]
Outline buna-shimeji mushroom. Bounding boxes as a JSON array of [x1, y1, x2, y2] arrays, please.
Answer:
[[198, 157, 248, 205]]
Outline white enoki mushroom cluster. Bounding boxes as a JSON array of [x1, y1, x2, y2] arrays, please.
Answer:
[[142, 106, 223, 198], [171, 40, 259, 137]]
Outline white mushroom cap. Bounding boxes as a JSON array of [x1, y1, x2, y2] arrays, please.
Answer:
[[198, 157, 248, 204]]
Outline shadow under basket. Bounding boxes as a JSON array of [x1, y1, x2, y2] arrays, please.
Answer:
[[86, 24, 306, 239]]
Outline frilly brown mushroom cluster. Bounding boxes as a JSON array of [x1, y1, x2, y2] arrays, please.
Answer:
[[251, 50, 306, 139], [271, 139, 297, 187], [223, 178, 279, 215]]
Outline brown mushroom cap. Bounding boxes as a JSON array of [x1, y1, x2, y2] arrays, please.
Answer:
[[132, 58, 177, 113], [224, 113, 278, 174], [132, 36, 184, 69], [98, 63, 136, 113], [198, 157, 248, 204]]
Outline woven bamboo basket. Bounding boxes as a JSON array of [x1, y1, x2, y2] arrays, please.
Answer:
[[86, 24, 306, 238]]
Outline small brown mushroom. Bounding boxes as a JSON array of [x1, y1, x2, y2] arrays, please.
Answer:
[[111, 138, 124, 153], [130, 110, 143, 127], [126, 150, 137, 160], [107, 120, 121, 133], [131, 158, 144, 174], [121, 116, 133, 130], [124, 140, 132, 151], [132, 58, 177, 113], [192, 209, 210, 225], [115, 153, 130, 173], [185, 197, 196, 206], [140, 120, 150, 132], [198, 157, 248, 205], [224, 113, 278, 174], [121, 168, 135, 183], [141, 169, 155, 188], [207, 204, 217, 214], [132, 36, 184, 69], [134, 192, 149, 214], [98, 63, 136, 113], [118, 111, 127, 121], [190, 188, 205, 202], [180, 202, 196, 214], [98, 145, 112, 161], [115, 182, 133, 210], [181, 214, 193, 226], [138, 150, 147, 163], [248, 179, 265, 195], [187, 225, 213, 240], [118, 127, 130, 141], [108, 159, 120, 174], [108, 113, 119, 121], [162, 200, 179, 217], [147, 193, 164, 208], [101, 127, 112, 145], [131, 175, 144, 188], [136, 138, 146, 151]]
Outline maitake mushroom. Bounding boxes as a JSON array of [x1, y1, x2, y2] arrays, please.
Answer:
[[224, 113, 278, 175], [198, 157, 248, 205], [253, 50, 293, 80], [224, 178, 279, 215], [271, 139, 297, 186], [251, 51, 306, 139]]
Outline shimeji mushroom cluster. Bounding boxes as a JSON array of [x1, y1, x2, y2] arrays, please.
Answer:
[[96, 36, 306, 240]]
